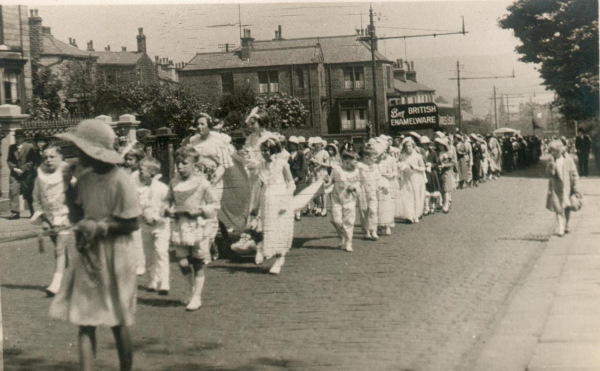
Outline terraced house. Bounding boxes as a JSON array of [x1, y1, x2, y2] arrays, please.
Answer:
[[179, 26, 435, 137]]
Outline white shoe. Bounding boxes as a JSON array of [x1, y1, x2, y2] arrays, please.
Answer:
[[269, 256, 285, 275], [46, 273, 63, 297], [384, 226, 391, 235], [136, 266, 146, 276], [371, 231, 379, 241], [269, 265, 281, 275], [345, 244, 353, 252], [255, 251, 264, 265], [186, 295, 202, 311]]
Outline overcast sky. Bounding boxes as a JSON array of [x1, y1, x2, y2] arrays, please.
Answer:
[[32, 1, 552, 116]]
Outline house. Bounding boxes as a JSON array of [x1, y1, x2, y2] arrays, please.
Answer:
[[387, 59, 435, 106], [0, 5, 33, 110], [88, 28, 157, 85], [179, 26, 402, 136]]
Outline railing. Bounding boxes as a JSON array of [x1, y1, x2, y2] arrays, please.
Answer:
[[21, 117, 92, 158]]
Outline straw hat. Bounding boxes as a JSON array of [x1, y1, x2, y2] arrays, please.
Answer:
[[409, 131, 421, 141], [434, 131, 446, 139], [288, 136, 300, 145], [55, 119, 123, 164], [434, 138, 449, 150], [420, 136, 431, 145]]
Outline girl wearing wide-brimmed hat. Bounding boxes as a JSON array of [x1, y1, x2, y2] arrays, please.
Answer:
[[49, 119, 141, 371]]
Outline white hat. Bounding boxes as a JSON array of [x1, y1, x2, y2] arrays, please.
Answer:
[[420, 136, 431, 145], [435, 131, 446, 139], [297, 136, 306, 143], [409, 131, 421, 139], [434, 137, 449, 150], [288, 136, 300, 145]]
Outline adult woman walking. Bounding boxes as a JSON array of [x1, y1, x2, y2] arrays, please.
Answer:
[[455, 135, 470, 189], [396, 137, 426, 223], [546, 140, 581, 236]]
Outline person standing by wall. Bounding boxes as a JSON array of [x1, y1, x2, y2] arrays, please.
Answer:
[[575, 128, 592, 176], [7, 130, 35, 219]]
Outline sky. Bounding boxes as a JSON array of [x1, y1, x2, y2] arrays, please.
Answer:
[[31, 1, 553, 116]]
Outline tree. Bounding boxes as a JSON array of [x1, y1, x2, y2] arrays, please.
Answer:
[[30, 59, 64, 119], [216, 83, 256, 131], [499, 0, 599, 120], [435, 96, 449, 104], [61, 60, 97, 116], [256, 92, 309, 129]]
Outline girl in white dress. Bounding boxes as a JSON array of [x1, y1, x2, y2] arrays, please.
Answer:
[[377, 139, 397, 235], [396, 138, 426, 223], [249, 137, 296, 274]]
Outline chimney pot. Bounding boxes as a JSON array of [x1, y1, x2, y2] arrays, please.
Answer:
[[138, 27, 144, 35], [35, 9, 38, 16], [69, 38, 72, 44], [122, 46, 126, 51], [411, 61, 414, 70], [107, 45, 111, 51], [30, 9, 34, 17], [278, 25, 282, 39]]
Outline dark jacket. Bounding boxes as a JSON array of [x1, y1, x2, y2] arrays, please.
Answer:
[[576, 135, 592, 155], [7, 142, 35, 180], [288, 150, 306, 182]]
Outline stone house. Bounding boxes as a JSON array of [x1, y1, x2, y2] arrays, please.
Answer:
[[179, 27, 402, 136], [388, 59, 435, 106], [0, 5, 33, 111], [88, 28, 157, 86]]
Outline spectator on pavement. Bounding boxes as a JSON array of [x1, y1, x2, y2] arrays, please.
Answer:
[[575, 128, 592, 176], [546, 140, 580, 237], [7, 130, 35, 219]]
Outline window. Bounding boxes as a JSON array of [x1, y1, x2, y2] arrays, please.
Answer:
[[3, 71, 19, 104], [343, 66, 365, 90], [295, 69, 304, 89], [341, 104, 368, 131], [221, 73, 234, 94], [258, 71, 279, 93]]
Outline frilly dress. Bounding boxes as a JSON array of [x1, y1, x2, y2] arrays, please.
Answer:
[[396, 152, 426, 222], [49, 167, 141, 327], [254, 158, 296, 258]]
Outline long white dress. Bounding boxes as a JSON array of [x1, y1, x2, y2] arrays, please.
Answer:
[[378, 156, 396, 227], [255, 158, 296, 258], [396, 152, 426, 222]]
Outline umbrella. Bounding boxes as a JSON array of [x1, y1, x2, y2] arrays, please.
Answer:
[[493, 127, 520, 136]]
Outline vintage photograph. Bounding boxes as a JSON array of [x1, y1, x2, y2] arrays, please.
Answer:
[[0, 0, 598, 370]]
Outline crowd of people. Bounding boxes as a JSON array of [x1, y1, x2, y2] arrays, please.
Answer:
[[10, 108, 554, 371]]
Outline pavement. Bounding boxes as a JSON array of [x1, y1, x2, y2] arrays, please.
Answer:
[[472, 169, 600, 371], [0, 160, 597, 371]]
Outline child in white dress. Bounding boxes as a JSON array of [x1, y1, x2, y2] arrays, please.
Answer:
[[249, 137, 295, 274], [328, 151, 360, 252], [31, 144, 74, 296], [137, 157, 171, 295], [306, 137, 330, 216], [359, 147, 387, 241], [167, 147, 216, 311]]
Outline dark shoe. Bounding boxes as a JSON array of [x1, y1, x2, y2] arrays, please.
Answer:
[[158, 290, 169, 296], [7, 212, 20, 220], [147, 287, 157, 293], [45, 289, 56, 298]]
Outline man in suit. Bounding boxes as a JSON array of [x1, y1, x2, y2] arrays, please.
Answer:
[[575, 128, 592, 176], [7, 130, 35, 219]]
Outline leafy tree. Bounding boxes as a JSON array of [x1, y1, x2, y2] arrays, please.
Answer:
[[216, 83, 256, 130], [499, 0, 599, 120], [60, 60, 97, 116], [30, 59, 64, 119], [256, 92, 309, 129], [435, 96, 449, 104]]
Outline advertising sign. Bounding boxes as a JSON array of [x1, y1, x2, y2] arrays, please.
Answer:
[[389, 103, 439, 132]]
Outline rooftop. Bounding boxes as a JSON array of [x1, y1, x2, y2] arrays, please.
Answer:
[[394, 79, 436, 93], [90, 51, 144, 65], [41, 33, 95, 59], [182, 34, 391, 72]]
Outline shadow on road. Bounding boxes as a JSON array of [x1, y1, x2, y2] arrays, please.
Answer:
[[1, 283, 47, 293], [137, 297, 185, 308], [159, 356, 312, 371]]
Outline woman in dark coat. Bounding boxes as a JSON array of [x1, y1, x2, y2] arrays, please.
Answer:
[[470, 134, 483, 186]]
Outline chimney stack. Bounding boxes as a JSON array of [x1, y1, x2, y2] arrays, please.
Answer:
[[278, 25, 282, 39], [406, 61, 417, 82], [393, 58, 406, 81], [122, 46, 127, 51], [225, 43, 229, 52], [29, 9, 44, 58], [87, 40, 95, 51], [72, 39, 77, 48], [105, 45, 111, 52], [69, 38, 72, 45], [136, 27, 147, 54], [240, 28, 254, 60]]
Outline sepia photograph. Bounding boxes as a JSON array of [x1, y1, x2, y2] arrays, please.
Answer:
[[0, 0, 598, 369]]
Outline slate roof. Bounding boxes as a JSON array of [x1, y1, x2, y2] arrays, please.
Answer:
[[90, 51, 144, 65], [394, 79, 435, 93], [41, 34, 94, 59], [182, 34, 391, 72], [182, 45, 323, 71]]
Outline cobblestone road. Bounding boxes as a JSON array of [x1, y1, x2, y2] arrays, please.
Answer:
[[1, 163, 556, 371]]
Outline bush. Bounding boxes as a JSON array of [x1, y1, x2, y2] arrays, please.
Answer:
[[256, 93, 308, 130]]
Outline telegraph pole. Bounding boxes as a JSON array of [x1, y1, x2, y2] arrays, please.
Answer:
[[369, 5, 379, 136], [368, 10, 467, 136], [457, 60, 462, 132], [493, 86, 498, 129], [450, 68, 514, 132]]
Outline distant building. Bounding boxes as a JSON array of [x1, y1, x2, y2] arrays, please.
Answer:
[[89, 28, 157, 86], [453, 96, 473, 114], [0, 5, 33, 110], [387, 59, 435, 106], [179, 26, 403, 136]]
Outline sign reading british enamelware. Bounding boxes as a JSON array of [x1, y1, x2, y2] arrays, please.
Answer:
[[389, 103, 439, 132]]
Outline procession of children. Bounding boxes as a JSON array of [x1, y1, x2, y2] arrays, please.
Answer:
[[26, 108, 528, 371]]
